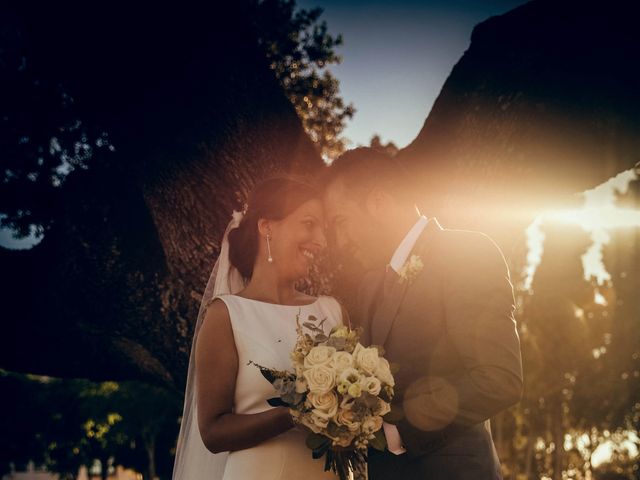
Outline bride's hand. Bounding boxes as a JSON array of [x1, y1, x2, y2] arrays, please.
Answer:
[[276, 406, 296, 430]]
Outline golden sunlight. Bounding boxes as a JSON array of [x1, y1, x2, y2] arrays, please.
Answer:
[[522, 168, 639, 294]]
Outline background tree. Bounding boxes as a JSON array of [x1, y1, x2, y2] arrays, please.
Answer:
[[0, 11, 113, 240], [252, 0, 355, 161], [368, 134, 399, 157], [0, 371, 48, 476], [0, 371, 181, 480], [490, 180, 639, 479]]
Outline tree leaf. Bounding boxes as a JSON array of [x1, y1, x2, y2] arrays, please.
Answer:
[[257, 367, 277, 384], [326, 421, 340, 437], [378, 386, 393, 403], [303, 322, 321, 331], [383, 404, 404, 425], [312, 441, 330, 459], [369, 428, 387, 451], [266, 397, 289, 407], [306, 432, 330, 451]]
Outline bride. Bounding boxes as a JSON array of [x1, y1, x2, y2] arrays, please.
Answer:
[[173, 176, 345, 480]]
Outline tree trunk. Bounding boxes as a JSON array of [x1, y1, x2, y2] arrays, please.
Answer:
[[145, 435, 156, 480], [100, 457, 109, 480], [524, 434, 535, 479], [396, 0, 640, 251], [552, 399, 564, 480]]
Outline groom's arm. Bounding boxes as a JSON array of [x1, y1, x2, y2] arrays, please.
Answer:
[[396, 231, 523, 455]]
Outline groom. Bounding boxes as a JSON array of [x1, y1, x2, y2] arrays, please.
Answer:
[[323, 148, 523, 479]]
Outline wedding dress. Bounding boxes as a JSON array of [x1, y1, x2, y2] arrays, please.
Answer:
[[214, 294, 342, 479]]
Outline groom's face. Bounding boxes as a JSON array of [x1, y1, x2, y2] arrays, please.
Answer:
[[323, 178, 383, 269]]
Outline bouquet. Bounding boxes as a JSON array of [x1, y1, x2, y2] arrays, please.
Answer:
[[252, 312, 395, 480]]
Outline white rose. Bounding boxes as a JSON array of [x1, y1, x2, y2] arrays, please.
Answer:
[[308, 391, 339, 420], [303, 365, 335, 394], [374, 400, 391, 417], [331, 351, 354, 372], [311, 412, 330, 430], [361, 415, 383, 434], [353, 343, 380, 375], [374, 357, 395, 387], [360, 376, 382, 396], [304, 346, 336, 369], [336, 408, 361, 432], [298, 413, 324, 433]]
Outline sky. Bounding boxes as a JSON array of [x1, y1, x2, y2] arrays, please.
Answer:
[[297, 0, 528, 148]]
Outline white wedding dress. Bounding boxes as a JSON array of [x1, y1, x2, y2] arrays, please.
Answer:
[[212, 293, 343, 480]]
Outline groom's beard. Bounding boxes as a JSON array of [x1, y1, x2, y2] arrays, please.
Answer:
[[330, 220, 397, 270], [350, 242, 393, 271], [365, 225, 403, 269]]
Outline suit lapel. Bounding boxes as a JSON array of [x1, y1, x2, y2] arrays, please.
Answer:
[[370, 268, 407, 347], [360, 270, 385, 346], [370, 217, 444, 347]]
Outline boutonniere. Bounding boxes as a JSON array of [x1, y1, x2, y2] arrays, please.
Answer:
[[398, 254, 424, 284]]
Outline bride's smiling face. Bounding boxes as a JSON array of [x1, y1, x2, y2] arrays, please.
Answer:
[[259, 198, 326, 280]]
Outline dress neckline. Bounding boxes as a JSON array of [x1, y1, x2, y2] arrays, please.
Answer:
[[227, 294, 321, 308]]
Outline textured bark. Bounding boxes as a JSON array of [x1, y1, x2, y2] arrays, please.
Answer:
[[0, 2, 321, 389], [397, 0, 640, 249]]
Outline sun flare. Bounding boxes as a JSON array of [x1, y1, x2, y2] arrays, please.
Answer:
[[522, 168, 639, 295]]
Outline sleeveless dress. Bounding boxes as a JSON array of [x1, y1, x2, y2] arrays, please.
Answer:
[[214, 294, 343, 480]]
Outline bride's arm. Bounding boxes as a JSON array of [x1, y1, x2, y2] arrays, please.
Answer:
[[195, 299, 294, 454]]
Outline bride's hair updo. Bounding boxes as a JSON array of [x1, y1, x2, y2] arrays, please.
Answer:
[[228, 176, 319, 279]]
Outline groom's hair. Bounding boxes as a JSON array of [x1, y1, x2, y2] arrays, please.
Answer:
[[324, 147, 415, 206]]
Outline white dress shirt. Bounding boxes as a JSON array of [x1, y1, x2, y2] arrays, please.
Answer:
[[383, 215, 429, 455]]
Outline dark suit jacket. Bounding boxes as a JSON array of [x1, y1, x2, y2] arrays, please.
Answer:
[[358, 219, 523, 479]]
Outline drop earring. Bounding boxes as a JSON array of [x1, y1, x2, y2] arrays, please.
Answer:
[[266, 233, 274, 263]]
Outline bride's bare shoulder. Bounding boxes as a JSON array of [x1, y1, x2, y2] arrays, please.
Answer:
[[202, 297, 231, 329], [197, 298, 236, 362]]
